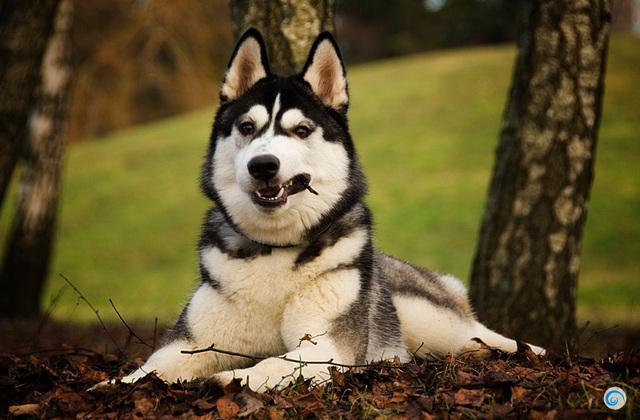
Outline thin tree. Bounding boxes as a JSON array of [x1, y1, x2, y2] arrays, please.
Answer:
[[0, 1, 61, 208], [230, 0, 335, 74], [470, 0, 612, 351], [0, 0, 72, 317]]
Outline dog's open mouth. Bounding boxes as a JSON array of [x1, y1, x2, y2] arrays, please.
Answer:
[[252, 173, 318, 208]]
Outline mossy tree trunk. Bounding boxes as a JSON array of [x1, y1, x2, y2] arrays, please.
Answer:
[[0, 0, 72, 317], [230, 0, 335, 75], [470, 0, 612, 351]]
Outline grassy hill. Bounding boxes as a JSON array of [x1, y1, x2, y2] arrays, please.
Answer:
[[12, 36, 637, 327]]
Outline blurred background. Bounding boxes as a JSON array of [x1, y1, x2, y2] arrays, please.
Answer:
[[1, 0, 638, 353], [63, 0, 525, 144], [60, 0, 640, 145]]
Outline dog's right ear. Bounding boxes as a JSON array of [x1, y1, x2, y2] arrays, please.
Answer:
[[220, 29, 270, 103], [301, 32, 348, 111]]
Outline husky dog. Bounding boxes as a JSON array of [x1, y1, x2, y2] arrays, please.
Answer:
[[108, 29, 544, 392]]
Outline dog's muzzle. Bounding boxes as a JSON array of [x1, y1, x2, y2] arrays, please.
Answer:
[[247, 155, 318, 208]]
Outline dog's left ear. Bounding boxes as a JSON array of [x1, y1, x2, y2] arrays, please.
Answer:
[[301, 32, 349, 111]]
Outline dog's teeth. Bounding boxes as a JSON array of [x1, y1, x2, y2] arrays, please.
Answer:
[[256, 188, 284, 200]]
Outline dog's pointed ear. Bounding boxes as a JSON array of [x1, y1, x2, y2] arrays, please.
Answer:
[[220, 29, 270, 103], [301, 32, 349, 111]]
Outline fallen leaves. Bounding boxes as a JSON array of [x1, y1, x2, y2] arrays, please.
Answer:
[[1, 348, 638, 418]]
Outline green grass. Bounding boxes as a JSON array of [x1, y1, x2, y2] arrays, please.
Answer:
[[47, 111, 213, 321], [3, 36, 636, 326]]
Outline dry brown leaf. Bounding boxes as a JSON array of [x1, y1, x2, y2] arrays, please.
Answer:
[[453, 388, 484, 406], [455, 368, 484, 386], [296, 332, 326, 347], [9, 404, 40, 416], [419, 412, 435, 420], [491, 402, 514, 417], [217, 396, 240, 419], [389, 390, 409, 404], [510, 385, 529, 404], [266, 405, 283, 420], [415, 395, 434, 412], [330, 366, 347, 387], [134, 397, 156, 416], [194, 398, 216, 411], [236, 386, 265, 417]]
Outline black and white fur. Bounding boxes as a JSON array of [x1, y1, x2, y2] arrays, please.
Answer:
[[102, 30, 544, 392]]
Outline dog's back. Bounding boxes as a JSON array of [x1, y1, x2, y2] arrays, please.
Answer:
[[377, 252, 543, 359]]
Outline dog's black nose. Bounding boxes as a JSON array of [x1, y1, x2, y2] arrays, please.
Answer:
[[248, 155, 280, 182]]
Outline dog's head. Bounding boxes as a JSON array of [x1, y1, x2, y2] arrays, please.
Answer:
[[201, 29, 366, 247]]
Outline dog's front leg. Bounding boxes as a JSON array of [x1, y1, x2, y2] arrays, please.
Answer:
[[208, 337, 345, 393]]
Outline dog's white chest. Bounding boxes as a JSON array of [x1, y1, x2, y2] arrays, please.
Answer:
[[188, 247, 310, 356], [188, 230, 367, 357], [201, 229, 366, 301], [201, 246, 306, 303]]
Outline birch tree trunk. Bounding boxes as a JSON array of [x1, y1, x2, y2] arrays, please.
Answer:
[[230, 0, 335, 75], [0, 0, 61, 208], [470, 0, 612, 351], [0, 0, 72, 317]]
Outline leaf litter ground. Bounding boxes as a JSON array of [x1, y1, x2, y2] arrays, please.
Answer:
[[2, 329, 639, 419]]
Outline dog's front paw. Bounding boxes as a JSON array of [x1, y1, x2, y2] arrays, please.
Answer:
[[87, 378, 118, 392], [208, 366, 289, 393], [87, 367, 154, 392]]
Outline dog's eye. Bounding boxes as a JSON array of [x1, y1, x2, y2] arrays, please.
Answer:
[[294, 125, 311, 138], [239, 122, 255, 136]]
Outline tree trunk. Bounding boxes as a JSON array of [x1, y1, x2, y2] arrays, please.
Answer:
[[0, 0, 72, 318], [470, 0, 612, 351], [0, 0, 61, 208], [230, 0, 335, 75]]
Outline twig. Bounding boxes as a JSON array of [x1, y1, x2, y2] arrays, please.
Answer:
[[408, 342, 426, 362], [182, 343, 262, 361], [153, 317, 158, 350], [579, 323, 619, 356], [109, 299, 155, 350], [181, 343, 408, 370], [34, 286, 65, 345], [408, 342, 443, 362], [412, 342, 425, 357], [60, 274, 127, 356], [571, 321, 592, 356], [296, 331, 327, 348]]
